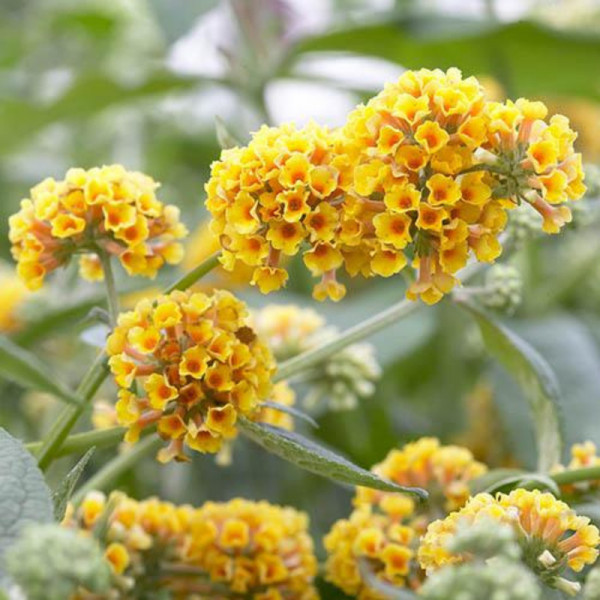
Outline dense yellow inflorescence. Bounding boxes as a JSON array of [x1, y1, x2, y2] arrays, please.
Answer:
[[324, 501, 422, 600], [106, 289, 276, 462], [9, 165, 187, 290], [418, 490, 600, 577], [67, 492, 318, 600], [205, 68, 585, 304], [354, 437, 487, 513], [324, 437, 487, 598], [182, 498, 318, 600], [206, 122, 348, 301]]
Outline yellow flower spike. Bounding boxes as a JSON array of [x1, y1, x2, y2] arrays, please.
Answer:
[[416, 204, 447, 232], [355, 437, 487, 514], [324, 504, 420, 598], [279, 185, 311, 223], [279, 153, 311, 187], [10, 165, 187, 289], [419, 489, 600, 591], [304, 202, 339, 243], [370, 245, 408, 277], [527, 139, 560, 174], [308, 165, 339, 199], [106, 290, 276, 461], [225, 191, 260, 235], [312, 278, 346, 302]]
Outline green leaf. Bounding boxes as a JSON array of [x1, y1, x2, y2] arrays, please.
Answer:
[[291, 18, 600, 102], [52, 449, 95, 521], [0, 336, 81, 406], [215, 115, 242, 150], [0, 428, 53, 582], [469, 468, 525, 495], [239, 418, 427, 499], [459, 301, 563, 473], [470, 469, 559, 496]]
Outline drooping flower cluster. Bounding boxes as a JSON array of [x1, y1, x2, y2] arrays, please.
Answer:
[[182, 498, 318, 600], [419, 490, 600, 594], [252, 304, 381, 411], [354, 437, 487, 513], [106, 289, 276, 462], [323, 438, 487, 598], [65, 492, 318, 600], [206, 122, 348, 300], [206, 68, 584, 304], [9, 165, 187, 290], [323, 502, 419, 599]]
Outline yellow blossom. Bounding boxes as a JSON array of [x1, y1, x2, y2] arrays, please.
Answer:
[[106, 290, 276, 461], [9, 165, 187, 290]]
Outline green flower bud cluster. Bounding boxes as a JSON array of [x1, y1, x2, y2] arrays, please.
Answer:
[[482, 264, 523, 315], [507, 204, 542, 246], [5, 524, 111, 600], [303, 339, 381, 412]]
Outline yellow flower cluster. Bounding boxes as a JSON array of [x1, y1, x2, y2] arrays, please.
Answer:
[[206, 122, 349, 301], [67, 493, 318, 600], [206, 68, 584, 304], [106, 289, 276, 462], [354, 437, 487, 513], [251, 304, 325, 358], [9, 165, 187, 290], [323, 503, 419, 599], [418, 490, 600, 578], [182, 498, 318, 600], [340, 69, 584, 303], [554, 440, 600, 493], [66, 491, 192, 597], [324, 438, 486, 598]]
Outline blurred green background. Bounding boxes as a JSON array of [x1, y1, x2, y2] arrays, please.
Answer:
[[2, 0, 600, 558]]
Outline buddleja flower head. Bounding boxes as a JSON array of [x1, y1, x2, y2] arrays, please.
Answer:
[[66, 491, 195, 598], [554, 440, 600, 494], [182, 498, 318, 600], [106, 289, 276, 462], [354, 437, 487, 514], [337, 67, 513, 304], [252, 304, 381, 411], [205, 122, 349, 301], [323, 438, 486, 599], [323, 503, 420, 599], [9, 164, 187, 290], [419, 490, 600, 595]]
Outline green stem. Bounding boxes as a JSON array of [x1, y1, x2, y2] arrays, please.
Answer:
[[274, 299, 418, 383], [72, 434, 162, 503], [98, 251, 119, 328], [165, 252, 221, 293], [36, 351, 109, 470], [27, 426, 125, 458], [552, 465, 600, 486]]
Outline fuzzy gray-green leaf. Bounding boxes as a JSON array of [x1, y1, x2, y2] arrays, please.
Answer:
[[0, 336, 81, 406], [0, 428, 53, 583], [460, 302, 563, 472], [239, 418, 427, 499]]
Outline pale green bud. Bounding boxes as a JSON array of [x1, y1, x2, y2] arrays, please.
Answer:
[[5, 524, 111, 600]]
